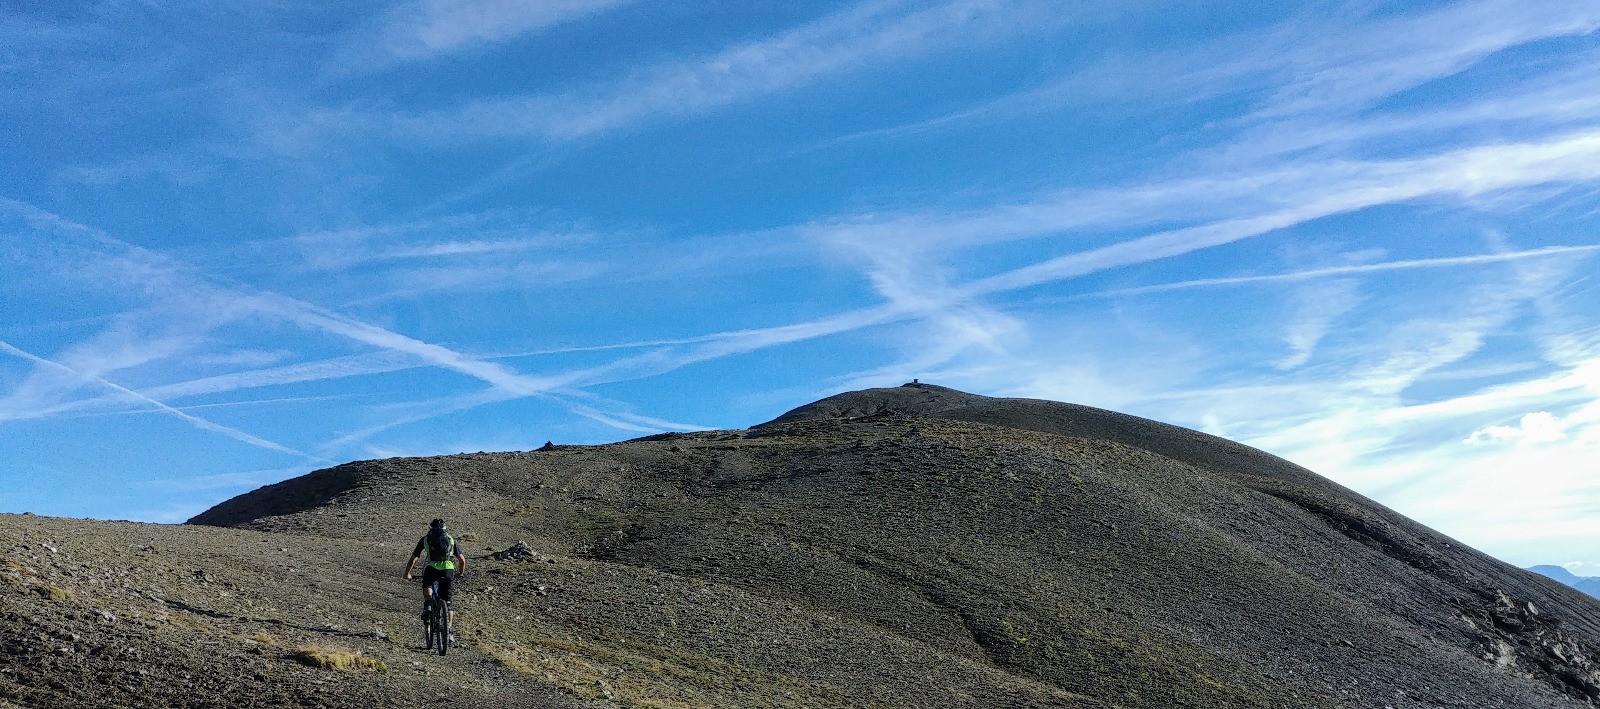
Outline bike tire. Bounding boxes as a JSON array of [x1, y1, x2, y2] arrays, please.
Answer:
[[423, 596, 434, 650], [437, 597, 451, 656], [425, 581, 441, 650]]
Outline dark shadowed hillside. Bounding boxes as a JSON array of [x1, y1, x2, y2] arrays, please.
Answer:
[[5, 383, 1600, 708]]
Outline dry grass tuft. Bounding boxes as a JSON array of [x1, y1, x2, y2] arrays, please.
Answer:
[[251, 632, 280, 646], [458, 532, 480, 542], [35, 585, 73, 602], [290, 644, 387, 672], [483, 636, 800, 709]]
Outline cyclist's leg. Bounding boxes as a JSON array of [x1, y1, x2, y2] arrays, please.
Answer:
[[421, 567, 444, 619], [438, 572, 456, 627]]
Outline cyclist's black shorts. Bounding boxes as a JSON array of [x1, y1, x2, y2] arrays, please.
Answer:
[[422, 566, 456, 602]]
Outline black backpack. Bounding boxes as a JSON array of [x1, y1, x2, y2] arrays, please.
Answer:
[[425, 530, 455, 564]]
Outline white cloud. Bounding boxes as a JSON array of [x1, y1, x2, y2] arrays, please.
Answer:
[[339, 259, 609, 306], [55, 154, 216, 187], [1275, 280, 1362, 370], [1563, 561, 1600, 577], [11, 118, 1600, 466], [190, 349, 295, 368], [1088, 246, 1600, 298], [5, 199, 574, 400], [382, 0, 639, 60], [1465, 411, 1569, 445], [0, 339, 320, 461], [0, 301, 244, 422], [316, 387, 526, 455], [803, 132, 1600, 321], [279, 214, 596, 271], [399, 0, 1058, 140], [25, 352, 418, 421], [813, 0, 1600, 173], [1252, 0, 1600, 120], [567, 404, 679, 434], [955, 130, 1600, 299], [888, 223, 1598, 567]]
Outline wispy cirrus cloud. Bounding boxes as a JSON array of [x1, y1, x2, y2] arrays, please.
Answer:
[[954, 130, 1600, 297], [16, 352, 414, 421], [270, 213, 597, 272], [0, 339, 321, 461], [876, 243, 1600, 568], [815, 0, 1600, 163], [6, 228, 741, 449], [1273, 279, 1363, 371], [54, 154, 218, 187], [1084, 245, 1600, 298], [533, 130, 1600, 401], [1248, 0, 1600, 120], [209, 212, 810, 307], [396, 0, 1061, 141], [375, 0, 639, 61], [567, 403, 713, 434], [1, 200, 569, 426], [12, 122, 1600, 458]]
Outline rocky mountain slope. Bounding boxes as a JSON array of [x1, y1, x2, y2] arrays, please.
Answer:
[[5, 383, 1600, 708]]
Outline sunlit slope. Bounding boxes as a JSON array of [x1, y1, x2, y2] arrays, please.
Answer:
[[7, 384, 1598, 708]]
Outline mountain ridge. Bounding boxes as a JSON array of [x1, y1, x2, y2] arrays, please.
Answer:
[[1530, 565, 1600, 600], [5, 384, 1600, 708]]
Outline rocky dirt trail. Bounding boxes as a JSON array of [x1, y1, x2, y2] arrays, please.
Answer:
[[0, 513, 606, 709]]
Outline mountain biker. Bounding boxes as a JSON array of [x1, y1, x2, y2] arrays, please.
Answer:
[[403, 518, 466, 631]]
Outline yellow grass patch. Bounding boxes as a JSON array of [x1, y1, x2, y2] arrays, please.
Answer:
[[482, 636, 807, 709], [290, 644, 387, 672], [34, 585, 73, 602]]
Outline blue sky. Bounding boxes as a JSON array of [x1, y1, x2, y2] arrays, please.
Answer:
[[3, 0, 1600, 571]]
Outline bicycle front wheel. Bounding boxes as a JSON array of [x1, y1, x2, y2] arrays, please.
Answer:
[[422, 598, 435, 650]]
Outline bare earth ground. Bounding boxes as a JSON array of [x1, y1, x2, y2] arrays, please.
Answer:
[[4, 383, 1600, 708]]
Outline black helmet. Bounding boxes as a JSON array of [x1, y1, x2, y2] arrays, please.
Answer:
[[430, 518, 446, 530]]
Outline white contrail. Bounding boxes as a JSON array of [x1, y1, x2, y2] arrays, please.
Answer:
[[0, 339, 325, 462], [1087, 245, 1600, 297]]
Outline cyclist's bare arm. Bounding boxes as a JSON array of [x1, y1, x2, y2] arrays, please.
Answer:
[[453, 552, 466, 577], [403, 554, 419, 580]]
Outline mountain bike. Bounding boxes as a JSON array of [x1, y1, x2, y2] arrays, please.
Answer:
[[422, 580, 451, 656]]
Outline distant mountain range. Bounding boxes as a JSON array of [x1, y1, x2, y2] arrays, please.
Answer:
[[1527, 565, 1600, 599]]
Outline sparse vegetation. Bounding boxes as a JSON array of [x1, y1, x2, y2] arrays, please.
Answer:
[[290, 644, 387, 672], [34, 584, 72, 602]]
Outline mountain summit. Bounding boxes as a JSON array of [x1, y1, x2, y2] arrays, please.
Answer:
[[4, 384, 1599, 708]]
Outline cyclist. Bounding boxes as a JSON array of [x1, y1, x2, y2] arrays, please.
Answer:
[[403, 518, 466, 632]]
